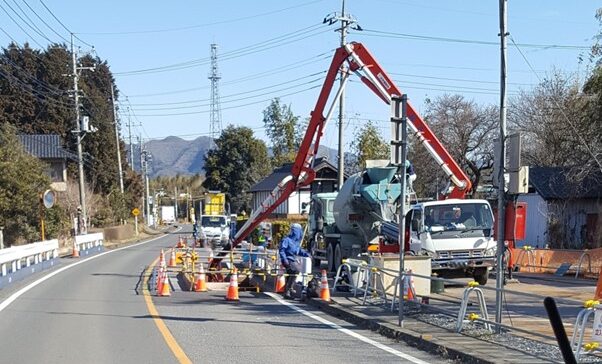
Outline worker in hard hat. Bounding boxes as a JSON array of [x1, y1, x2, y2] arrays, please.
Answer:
[[278, 223, 310, 299]]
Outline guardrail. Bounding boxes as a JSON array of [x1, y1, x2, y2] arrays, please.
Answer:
[[0, 239, 59, 276], [74, 233, 104, 255]]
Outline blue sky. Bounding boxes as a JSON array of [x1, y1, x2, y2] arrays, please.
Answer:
[[1, 1, 600, 151]]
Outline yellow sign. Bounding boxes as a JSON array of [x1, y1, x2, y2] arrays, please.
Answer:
[[132, 208, 140, 216]]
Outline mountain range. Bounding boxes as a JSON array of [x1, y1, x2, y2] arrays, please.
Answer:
[[129, 136, 339, 178]]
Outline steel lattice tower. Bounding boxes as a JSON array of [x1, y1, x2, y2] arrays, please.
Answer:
[[208, 43, 223, 140]]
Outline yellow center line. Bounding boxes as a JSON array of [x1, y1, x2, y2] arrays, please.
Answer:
[[142, 258, 193, 364]]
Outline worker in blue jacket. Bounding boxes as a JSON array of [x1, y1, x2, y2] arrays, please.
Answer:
[[279, 223, 310, 299]]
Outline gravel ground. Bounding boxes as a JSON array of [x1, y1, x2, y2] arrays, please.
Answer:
[[398, 302, 602, 363]]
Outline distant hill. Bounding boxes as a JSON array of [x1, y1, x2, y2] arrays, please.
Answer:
[[128, 136, 339, 177]]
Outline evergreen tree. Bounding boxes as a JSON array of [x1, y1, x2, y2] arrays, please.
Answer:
[[263, 98, 301, 167], [203, 126, 271, 213], [0, 124, 53, 244], [348, 120, 390, 173]]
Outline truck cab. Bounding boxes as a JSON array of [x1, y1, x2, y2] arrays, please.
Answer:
[[407, 199, 497, 284], [199, 214, 230, 249], [305, 192, 337, 267]]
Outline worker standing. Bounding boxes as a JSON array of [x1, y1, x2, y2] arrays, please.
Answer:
[[278, 223, 310, 299]]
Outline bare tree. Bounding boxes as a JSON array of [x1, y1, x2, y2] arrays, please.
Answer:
[[411, 94, 498, 198]]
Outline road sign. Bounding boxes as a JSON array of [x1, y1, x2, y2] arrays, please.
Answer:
[[42, 190, 56, 209], [132, 208, 140, 216]]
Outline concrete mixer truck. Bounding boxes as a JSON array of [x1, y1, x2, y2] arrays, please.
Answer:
[[209, 42, 497, 283], [305, 163, 496, 284]]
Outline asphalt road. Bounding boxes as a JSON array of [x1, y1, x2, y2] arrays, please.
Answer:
[[0, 227, 445, 363]]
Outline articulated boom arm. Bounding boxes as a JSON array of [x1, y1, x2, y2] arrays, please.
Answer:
[[210, 42, 471, 268]]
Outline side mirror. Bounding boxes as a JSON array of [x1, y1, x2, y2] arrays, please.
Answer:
[[301, 202, 308, 209]]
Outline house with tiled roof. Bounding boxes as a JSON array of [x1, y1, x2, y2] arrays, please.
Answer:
[[18, 134, 77, 192], [516, 167, 602, 249], [249, 157, 345, 218]]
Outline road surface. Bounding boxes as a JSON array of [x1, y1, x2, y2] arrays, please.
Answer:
[[0, 227, 445, 363]]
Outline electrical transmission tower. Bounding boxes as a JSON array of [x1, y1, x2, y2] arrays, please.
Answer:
[[208, 43, 223, 140]]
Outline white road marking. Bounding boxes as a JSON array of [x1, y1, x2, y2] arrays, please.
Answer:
[[265, 292, 431, 364], [0, 229, 180, 313]]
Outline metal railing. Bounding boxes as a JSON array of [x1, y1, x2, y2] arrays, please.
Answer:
[[575, 252, 592, 279]]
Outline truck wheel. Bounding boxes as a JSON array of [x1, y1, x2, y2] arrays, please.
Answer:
[[473, 268, 489, 285], [327, 243, 335, 272], [334, 243, 342, 273]]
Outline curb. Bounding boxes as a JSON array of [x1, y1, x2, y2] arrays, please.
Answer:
[[307, 298, 494, 364]]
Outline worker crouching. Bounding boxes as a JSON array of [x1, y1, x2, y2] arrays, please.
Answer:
[[278, 223, 310, 299]]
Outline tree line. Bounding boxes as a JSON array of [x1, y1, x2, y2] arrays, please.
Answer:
[[0, 42, 141, 244]]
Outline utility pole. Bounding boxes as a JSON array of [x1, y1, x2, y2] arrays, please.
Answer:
[[111, 84, 124, 194], [70, 33, 94, 234], [139, 136, 145, 220], [127, 108, 134, 169], [174, 186, 178, 222], [495, 0, 508, 333], [208, 43, 223, 141], [324, 0, 360, 190]]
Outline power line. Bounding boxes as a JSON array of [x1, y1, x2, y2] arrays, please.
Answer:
[[38, 0, 93, 48], [129, 71, 325, 107], [4, 0, 54, 43], [130, 75, 324, 111], [132, 84, 321, 117], [509, 36, 602, 173], [114, 23, 328, 76], [20, 0, 70, 43], [358, 28, 590, 50], [77, 0, 324, 36], [125, 51, 331, 98], [0, 1, 44, 47], [388, 72, 534, 86]]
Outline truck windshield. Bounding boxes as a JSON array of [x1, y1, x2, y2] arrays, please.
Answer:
[[201, 216, 226, 227], [424, 203, 494, 238]]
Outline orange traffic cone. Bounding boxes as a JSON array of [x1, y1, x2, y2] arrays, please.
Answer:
[[320, 270, 331, 302], [156, 266, 164, 293], [404, 270, 416, 301], [168, 249, 177, 267], [72, 241, 80, 258], [158, 272, 171, 297], [275, 270, 286, 293], [194, 265, 208, 292], [225, 269, 239, 301], [159, 249, 166, 268]]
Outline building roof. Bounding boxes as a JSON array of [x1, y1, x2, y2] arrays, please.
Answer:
[[18, 134, 77, 160], [529, 166, 602, 200], [250, 157, 344, 192]]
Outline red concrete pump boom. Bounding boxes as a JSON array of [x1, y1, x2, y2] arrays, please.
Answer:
[[210, 42, 471, 269]]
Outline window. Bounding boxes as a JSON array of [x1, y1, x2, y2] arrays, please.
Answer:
[[201, 216, 226, 227]]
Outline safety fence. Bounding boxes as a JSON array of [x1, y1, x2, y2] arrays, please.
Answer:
[[330, 258, 602, 362], [0, 239, 60, 289], [512, 246, 600, 278], [74, 233, 104, 256]]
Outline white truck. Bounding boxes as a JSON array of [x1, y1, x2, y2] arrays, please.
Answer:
[[198, 192, 230, 249], [160, 206, 176, 224], [404, 199, 497, 284]]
